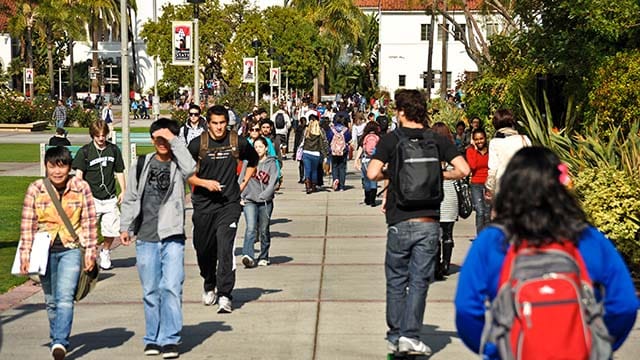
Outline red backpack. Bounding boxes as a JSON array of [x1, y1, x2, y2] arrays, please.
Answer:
[[480, 239, 612, 360]]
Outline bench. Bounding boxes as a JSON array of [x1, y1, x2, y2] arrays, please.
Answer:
[[113, 130, 153, 147], [0, 121, 49, 132], [39, 143, 137, 176]]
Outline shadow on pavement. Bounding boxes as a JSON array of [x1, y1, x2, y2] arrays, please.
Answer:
[[0, 303, 45, 326], [232, 287, 283, 310], [65, 327, 134, 359], [270, 218, 292, 225], [181, 321, 233, 354], [270, 255, 293, 265], [420, 323, 459, 356], [110, 256, 136, 269], [270, 231, 291, 238]]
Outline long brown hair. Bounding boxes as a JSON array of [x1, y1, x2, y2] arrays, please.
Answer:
[[431, 122, 453, 144]]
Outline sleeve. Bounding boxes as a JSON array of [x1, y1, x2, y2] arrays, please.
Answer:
[[344, 129, 352, 144], [259, 161, 279, 200], [466, 148, 477, 173], [579, 227, 639, 350], [79, 180, 98, 260], [371, 132, 394, 163], [113, 144, 125, 173], [72, 145, 87, 171], [485, 140, 499, 191], [454, 227, 507, 353], [170, 137, 196, 180], [436, 135, 462, 163], [320, 132, 329, 159], [240, 137, 259, 167], [19, 182, 40, 264]]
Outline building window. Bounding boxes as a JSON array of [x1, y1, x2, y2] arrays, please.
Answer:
[[446, 71, 452, 89], [422, 72, 434, 89], [486, 23, 499, 38], [454, 24, 466, 41], [399, 75, 406, 87], [420, 24, 432, 41], [438, 23, 449, 41]]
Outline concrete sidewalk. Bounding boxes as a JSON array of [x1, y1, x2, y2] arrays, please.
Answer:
[[0, 158, 638, 359]]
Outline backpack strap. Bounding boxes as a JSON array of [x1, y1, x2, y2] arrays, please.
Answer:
[[229, 131, 240, 160], [196, 131, 240, 174], [135, 155, 146, 185], [196, 131, 209, 174], [43, 178, 79, 242]]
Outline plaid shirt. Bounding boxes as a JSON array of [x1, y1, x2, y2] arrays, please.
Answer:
[[52, 105, 66, 123], [20, 177, 98, 264]]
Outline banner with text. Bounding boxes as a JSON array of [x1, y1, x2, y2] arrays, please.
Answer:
[[242, 58, 256, 83], [270, 67, 280, 87], [172, 21, 193, 66]]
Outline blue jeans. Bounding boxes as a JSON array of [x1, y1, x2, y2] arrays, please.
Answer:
[[385, 221, 439, 342], [55, 119, 65, 130], [302, 152, 321, 184], [242, 201, 273, 261], [40, 248, 82, 349], [136, 237, 185, 346], [471, 183, 491, 234], [361, 157, 377, 191], [331, 155, 347, 189]]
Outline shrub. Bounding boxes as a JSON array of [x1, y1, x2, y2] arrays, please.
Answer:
[[67, 106, 98, 128], [0, 92, 54, 124]]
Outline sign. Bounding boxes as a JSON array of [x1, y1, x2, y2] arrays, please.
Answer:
[[270, 67, 280, 87], [24, 68, 34, 84], [89, 66, 98, 80], [242, 57, 255, 83], [172, 21, 193, 66]]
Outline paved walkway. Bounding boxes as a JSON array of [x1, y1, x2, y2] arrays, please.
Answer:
[[1, 152, 639, 359]]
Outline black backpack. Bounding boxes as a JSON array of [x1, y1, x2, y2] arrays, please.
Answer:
[[391, 129, 443, 208], [275, 112, 286, 129]]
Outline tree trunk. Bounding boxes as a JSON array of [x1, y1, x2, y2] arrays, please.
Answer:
[[440, 5, 448, 100], [47, 28, 55, 99], [91, 14, 99, 94], [69, 39, 75, 101], [128, 7, 139, 91], [26, 25, 34, 97]]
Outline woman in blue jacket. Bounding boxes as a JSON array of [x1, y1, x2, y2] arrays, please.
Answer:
[[455, 146, 638, 358]]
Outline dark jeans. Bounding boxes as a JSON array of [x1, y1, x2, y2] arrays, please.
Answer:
[[470, 183, 491, 234], [385, 220, 439, 342], [192, 203, 241, 299], [242, 201, 273, 261], [303, 152, 321, 184], [331, 155, 347, 190]]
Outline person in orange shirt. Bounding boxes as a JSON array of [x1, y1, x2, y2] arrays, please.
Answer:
[[465, 128, 490, 234]]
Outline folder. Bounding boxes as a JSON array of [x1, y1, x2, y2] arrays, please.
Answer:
[[11, 232, 51, 276]]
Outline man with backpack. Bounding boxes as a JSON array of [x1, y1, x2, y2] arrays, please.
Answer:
[[376, 107, 389, 134], [367, 89, 470, 355], [271, 104, 291, 159], [326, 113, 352, 191], [187, 105, 259, 314], [72, 120, 126, 271], [119, 118, 196, 359], [178, 104, 207, 146]]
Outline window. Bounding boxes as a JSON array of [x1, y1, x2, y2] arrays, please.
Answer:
[[422, 72, 434, 89], [398, 75, 406, 87], [420, 24, 432, 41], [454, 24, 466, 41], [486, 23, 499, 38], [438, 23, 449, 41]]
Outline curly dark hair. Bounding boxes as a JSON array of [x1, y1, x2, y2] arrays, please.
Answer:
[[394, 89, 426, 124], [493, 146, 588, 247]]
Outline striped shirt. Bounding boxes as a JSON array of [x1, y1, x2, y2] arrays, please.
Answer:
[[20, 177, 98, 264]]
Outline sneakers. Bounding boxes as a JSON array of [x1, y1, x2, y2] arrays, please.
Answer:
[[51, 344, 66, 360], [332, 179, 340, 191], [161, 344, 179, 359], [202, 290, 217, 306], [257, 259, 269, 267], [398, 336, 432, 355], [242, 255, 255, 268], [144, 343, 161, 356], [99, 249, 112, 270], [217, 295, 232, 313], [387, 340, 398, 353]]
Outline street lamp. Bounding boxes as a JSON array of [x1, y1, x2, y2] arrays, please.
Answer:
[[251, 39, 261, 106], [187, 0, 205, 107]]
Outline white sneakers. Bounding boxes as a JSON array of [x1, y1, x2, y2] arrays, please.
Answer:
[[202, 290, 217, 306], [217, 296, 232, 313], [99, 249, 112, 270], [51, 343, 66, 360], [257, 259, 269, 267], [398, 336, 432, 355]]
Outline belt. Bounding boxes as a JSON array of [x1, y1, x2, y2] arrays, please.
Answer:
[[407, 217, 437, 223]]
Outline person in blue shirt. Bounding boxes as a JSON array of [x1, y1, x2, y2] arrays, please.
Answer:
[[455, 146, 638, 358]]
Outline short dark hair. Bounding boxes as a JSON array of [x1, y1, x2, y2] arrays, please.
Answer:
[[492, 109, 515, 130], [471, 128, 486, 138], [55, 127, 66, 136], [394, 89, 426, 123], [252, 136, 268, 149], [257, 107, 268, 115], [189, 104, 201, 113], [494, 147, 588, 247], [150, 118, 179, 136], [206, 105, 229, 123], [334, 112, 348, 126], [456, 121, 466, 129], [44, 146, 72, 166]]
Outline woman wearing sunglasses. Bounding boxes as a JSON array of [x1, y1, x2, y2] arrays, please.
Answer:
[[178, 104, 207, 146]]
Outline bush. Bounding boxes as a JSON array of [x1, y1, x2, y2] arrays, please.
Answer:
[[574, 167, 640, 265], [170, 108, 189, 125], [67, 106, 98, 128], [0, 92, 55, 124]]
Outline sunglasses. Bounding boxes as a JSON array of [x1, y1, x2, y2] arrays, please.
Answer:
[[250, 128, 260, 132], [189, 113, 200, 116]]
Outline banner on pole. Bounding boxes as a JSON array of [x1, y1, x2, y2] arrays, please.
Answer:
[[270, 67, 280, 87], [24, 68, 34, 84], [172, 21, 193, 66], [242, 58, 256, 83]]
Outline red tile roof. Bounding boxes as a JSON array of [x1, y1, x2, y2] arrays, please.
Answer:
[[354, 0, 483, 11]]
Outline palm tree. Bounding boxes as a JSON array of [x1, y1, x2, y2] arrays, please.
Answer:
[[8, 0, 37, 97]]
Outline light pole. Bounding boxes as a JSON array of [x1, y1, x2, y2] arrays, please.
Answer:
[[252, 39, 261, 106], [187, 0, 204, 108], [120, 0, 131, 172]]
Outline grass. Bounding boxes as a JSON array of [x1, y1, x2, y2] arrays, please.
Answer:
[[0, 144, 40, 162], [0, 176, 39, 293]]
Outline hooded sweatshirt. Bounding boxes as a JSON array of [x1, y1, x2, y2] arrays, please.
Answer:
[[241, 156, 278, 203]]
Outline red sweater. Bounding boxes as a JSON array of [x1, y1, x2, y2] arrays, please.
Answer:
[[466, 147, 489, 184]]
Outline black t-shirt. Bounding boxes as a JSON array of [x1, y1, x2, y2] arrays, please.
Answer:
[[72, 142, 125, 200], [188, 132, 259, 213], [372, 127, 460, 225]]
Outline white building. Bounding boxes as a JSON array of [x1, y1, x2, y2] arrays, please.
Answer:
[[356, 0, 503, 98]]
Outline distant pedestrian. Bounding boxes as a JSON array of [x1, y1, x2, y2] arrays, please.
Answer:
[[49, 128, 71, 147], [178, 104, 207, 146], [120, 118, 195, 359], [466, 128, 490, 234], [101, 102, 114, 140], [52, 99, 67, 131]]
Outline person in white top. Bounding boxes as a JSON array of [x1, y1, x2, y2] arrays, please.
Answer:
[[485, 109, 531, 200], [101, 102, 114, 140], [271, 104, 291, 158]]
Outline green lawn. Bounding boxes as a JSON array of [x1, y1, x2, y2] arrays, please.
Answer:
[[0, 144, 40, 162], [0, 176, 39, 293]]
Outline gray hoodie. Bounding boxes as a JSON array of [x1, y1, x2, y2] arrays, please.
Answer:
[[241, 156, 278, 203]]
